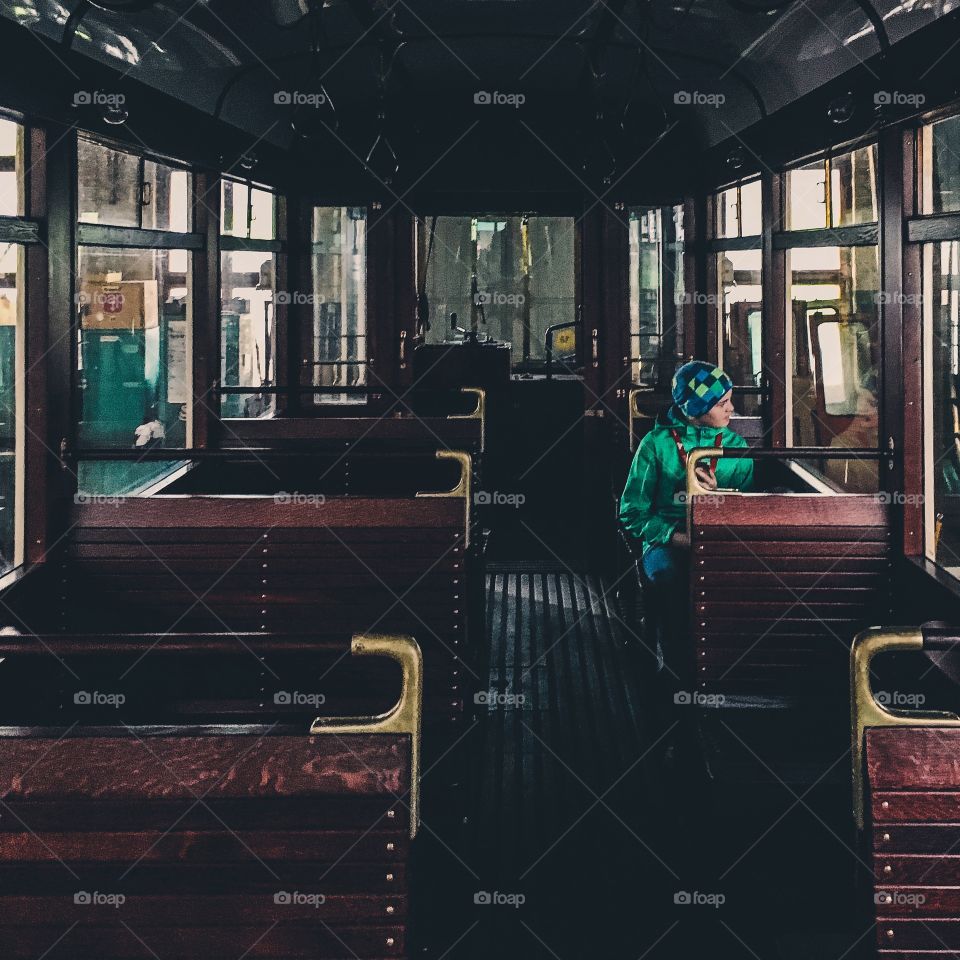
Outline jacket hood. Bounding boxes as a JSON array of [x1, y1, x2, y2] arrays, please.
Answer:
[[653, 404, 691, 430]]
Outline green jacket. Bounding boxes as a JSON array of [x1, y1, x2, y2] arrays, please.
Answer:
[[619, 405, 754, 554]]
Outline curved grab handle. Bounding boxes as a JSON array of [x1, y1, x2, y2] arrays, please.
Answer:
[[447, 388, 486, 453], [850, 627, 960, 829], [416, 449, 472, 548], [627, 389, 656, 452], [684, 447, 726, 540], [310, 634, 423, 838]]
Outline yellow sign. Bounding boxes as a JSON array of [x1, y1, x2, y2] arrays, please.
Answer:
[[554, 328, 576, 354]]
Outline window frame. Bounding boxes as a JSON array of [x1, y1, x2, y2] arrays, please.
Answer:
[[217, 175, 286, 420], [73, 133, 202, 457]]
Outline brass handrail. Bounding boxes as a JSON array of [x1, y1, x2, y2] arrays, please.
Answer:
[[447, 387, 486, 453], [416, 449, 472, 548], [310, 633, 424, 838], [628, 388, 656, 452], [849, 627, 960, 829]]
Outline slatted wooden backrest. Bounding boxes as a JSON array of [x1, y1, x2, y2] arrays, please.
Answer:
[[0, 634, 421, 959], [3, 489, 472, 749], [691, 494, 892, 694], [852, 627, 960, 958]]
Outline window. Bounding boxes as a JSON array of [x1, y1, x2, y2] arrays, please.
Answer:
[[418, 215, 576, 370], [788, 244, 880, 489], [714, 178, 761, 239], [717, 249, 762, 414], [77, 247, 191, 447], [78, 136, 191, 231], [0, 117, 24, 217], [628, 204, 684, 386], [924, 241, 960, 570], [0, 241, 23, 574], [306, 206, 366, 404], [220, 177, 279, 418], [921, 115, 960, 215], [75, 137, 196, 495], [0, 116, 24, 573], [785, 144, 878, 230]]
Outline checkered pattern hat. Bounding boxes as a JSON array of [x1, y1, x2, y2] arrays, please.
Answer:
[[671, 361, 733, 418]]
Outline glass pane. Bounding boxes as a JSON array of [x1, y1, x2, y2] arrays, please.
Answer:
[[220, 179, 249, 237], [221, 250, 276, 418], [925, 241, 960, 569], [739, 178, 762, 236], [250, 187, 276, 241], [141, 160, 191, 232], [628, 206, 684, 387], [718, 249, 762, 416], [714, 186, 739, 240], [922, 116, 960, 215], [307, 206, 367, 404], [76, 246, 191, 449], [420, 215, 575, 369], [0, 242, 22, 573], [77, 137, 141, 227], [0, 117, 24, 218], [785, 159, 828, 230], [831, 145, 878, 227], [788, 244, 880, 491]]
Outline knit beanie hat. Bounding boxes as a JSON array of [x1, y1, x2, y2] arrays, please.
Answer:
[[671, 361, 733, 419]]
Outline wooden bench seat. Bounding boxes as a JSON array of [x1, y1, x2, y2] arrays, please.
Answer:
[[3, 464, 477, 755], [691, 491, 892, 692], [0, 634, 421, 959], [850, 626, 960, 958]]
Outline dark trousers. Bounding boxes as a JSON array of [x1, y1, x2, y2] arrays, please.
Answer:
[[641, 544, 693, 739]]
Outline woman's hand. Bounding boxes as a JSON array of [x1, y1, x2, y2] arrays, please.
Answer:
[[695, 465, 718, 491], [670, 530, 690, 548]]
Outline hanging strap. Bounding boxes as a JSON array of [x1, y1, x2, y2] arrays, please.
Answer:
[[670, 429, 723, 474]]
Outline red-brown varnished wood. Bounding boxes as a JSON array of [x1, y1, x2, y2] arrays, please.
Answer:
[[71, 497, 463, 528], [0, 735, 410, 801], [693, 495, 890, 527], [867, 729, 960, 790]]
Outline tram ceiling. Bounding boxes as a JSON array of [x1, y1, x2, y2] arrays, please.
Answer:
[[0, 0, 949, 195]]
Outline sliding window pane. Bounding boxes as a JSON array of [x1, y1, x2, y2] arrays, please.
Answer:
[[0, 243, 22, 573], [221, 250, 276, 418], [220, 179, 249, 237], [922, 116, 960, 215], [629, 206, 684, 386], [250, 187, 276, 241], [715, 186, 739, 240], [788, 244, 880, 490], [718, 249, 762, 415], [308, 206, 366, 404], [831, 145, 878, 227], [141, 160, 191, 233], [76, 246, 191, 448], [77, 137, 141, 227], [785, 159, 827, 230], [925, 241, 960, 569], [739, 179, 762, 236], [0, 118, 23, 218]]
